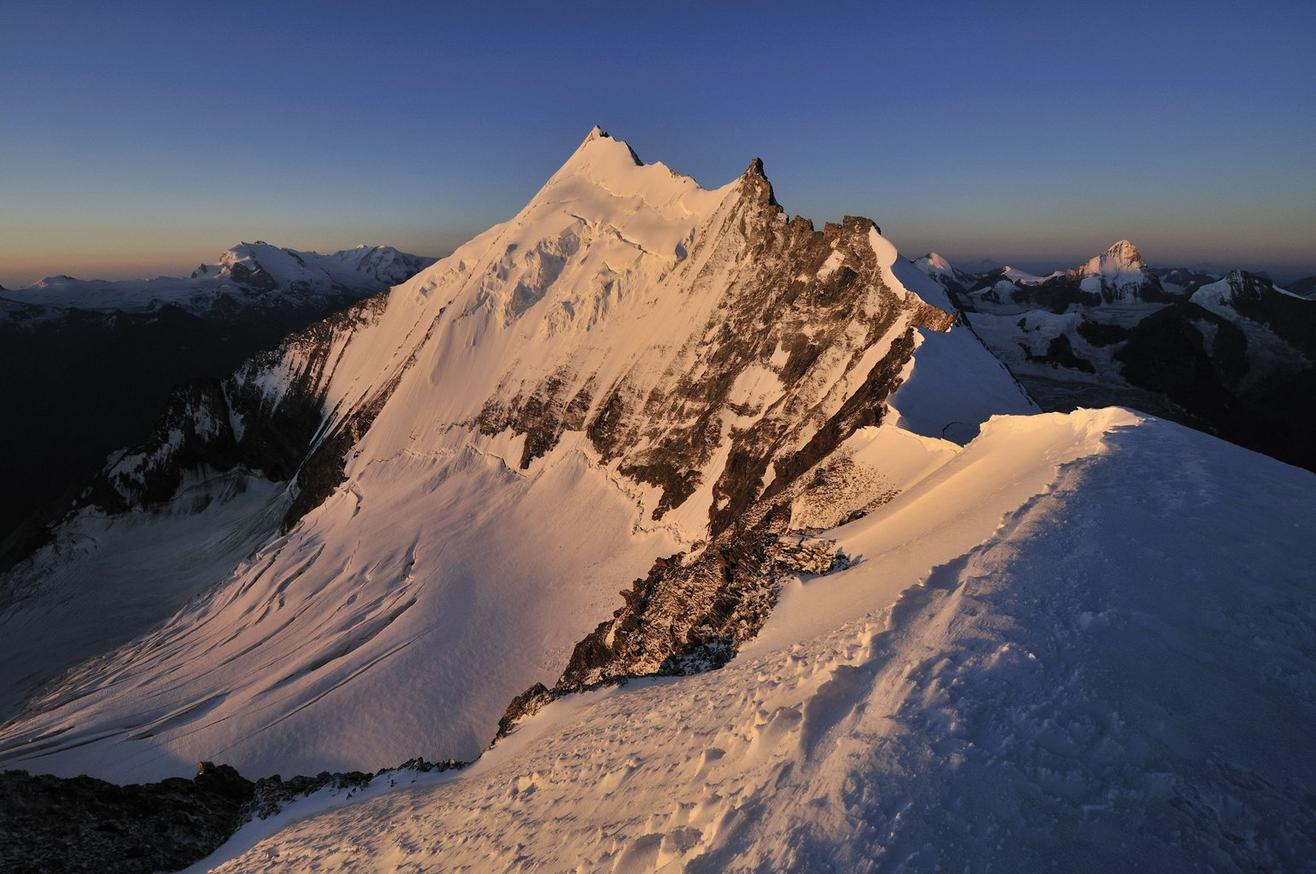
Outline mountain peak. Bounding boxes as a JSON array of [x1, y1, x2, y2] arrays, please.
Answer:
[[739, 157, 778, 207], [918, 252, 953, 272], [1074, 239, 1146, 280], [555, 126, 643, 178], [1102, 239, 1144, 267]]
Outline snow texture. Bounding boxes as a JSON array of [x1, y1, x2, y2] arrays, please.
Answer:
[[208, 410, 1316, 873]]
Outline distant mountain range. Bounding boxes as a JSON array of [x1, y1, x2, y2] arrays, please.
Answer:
[[0, 244, 434, 565], [914, 241, 1316, 473], [1, 242, 431, 318]]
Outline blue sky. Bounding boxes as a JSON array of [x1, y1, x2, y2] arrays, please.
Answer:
[[1, 0, 1313, 285]]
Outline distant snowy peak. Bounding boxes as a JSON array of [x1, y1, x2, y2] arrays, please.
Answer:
[[192, 242, 434, 294], [3, 243, 435, 317], [1150, 265, 1221, 296], [1078, 239, 1145, 276], [1000, 265, 1056, 286], [913, 252, 977, 292], [1066, 239, 1158, 302], [915, 251, 955, 274]]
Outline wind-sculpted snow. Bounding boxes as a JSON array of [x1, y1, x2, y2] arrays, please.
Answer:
[[0, 471, 288, 723], [0, 128, 1030, 783], [204, 409, 1316, 872]]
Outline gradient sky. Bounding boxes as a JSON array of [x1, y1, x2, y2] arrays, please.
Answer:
[[2, 0, 1314, 287]]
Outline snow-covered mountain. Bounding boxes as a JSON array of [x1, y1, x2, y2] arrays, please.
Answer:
[[1067, 238, 1156, 301], [0, 128, 1032, 782], [911, 251, 977, 294], [2, 131, 1313, 872], [951, 240, 1165, 311], [1150, 264, 1222, 296], [2, 243, 433, 317]]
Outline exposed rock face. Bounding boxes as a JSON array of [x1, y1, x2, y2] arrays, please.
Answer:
[[477, 162, 951, 538], [0, 762, 253, 873], [85, 292, 402, 533], [496, 164, 960, 738], [1066, 239, 1164, 302]]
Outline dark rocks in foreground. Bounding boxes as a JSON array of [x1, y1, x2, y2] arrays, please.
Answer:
[[0, 757, 464, 873], [0, 762, 252, 873]]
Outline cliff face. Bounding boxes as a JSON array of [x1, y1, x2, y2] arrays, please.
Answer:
[[496, 194, 963, 727], [87, 292, 402, 533]]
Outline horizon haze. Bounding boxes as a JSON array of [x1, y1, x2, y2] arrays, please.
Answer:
[[2, 0, 1314, 287]]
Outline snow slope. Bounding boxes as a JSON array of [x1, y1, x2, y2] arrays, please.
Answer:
[[0, 129, 1031, 781], [207, 409, 1316, 872], [0, 471, 288, 721]]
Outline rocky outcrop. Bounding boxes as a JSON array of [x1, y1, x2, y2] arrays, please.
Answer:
[[0, 756, 466, 873], [85, 291, 403, 533], [0, 762, 253, 873], [476, 162, 950, 536]]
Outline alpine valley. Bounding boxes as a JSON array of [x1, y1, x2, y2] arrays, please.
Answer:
[[1, 130, 1313, 873]]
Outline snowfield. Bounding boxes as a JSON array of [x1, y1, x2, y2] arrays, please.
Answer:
[[0, 470, 287, 721], [205, 409, 1316, 872]]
